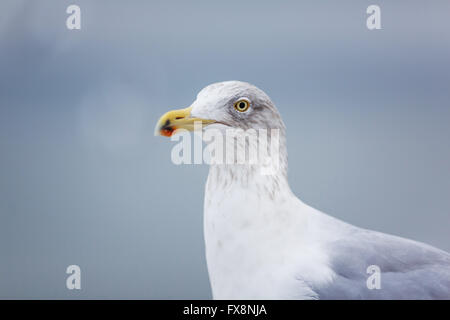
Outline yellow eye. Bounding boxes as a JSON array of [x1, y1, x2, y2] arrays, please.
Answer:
[[234, 99, 250, 112]]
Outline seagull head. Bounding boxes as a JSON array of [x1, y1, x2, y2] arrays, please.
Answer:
[[155, 81, 288, 178], [155, 81, 286, 137]]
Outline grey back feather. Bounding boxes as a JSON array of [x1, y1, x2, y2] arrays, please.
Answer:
[[315, 228, 450, 299]]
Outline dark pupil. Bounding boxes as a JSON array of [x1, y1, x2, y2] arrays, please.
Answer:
[[239, 102, 246, 109]]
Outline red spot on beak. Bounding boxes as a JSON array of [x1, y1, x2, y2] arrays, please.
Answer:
[[160, 127, 175, 137]]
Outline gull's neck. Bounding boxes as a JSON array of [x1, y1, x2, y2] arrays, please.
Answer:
[[202, 137, 314, 299], [206, 163, 291, 200], [205, 131, 291, 201]]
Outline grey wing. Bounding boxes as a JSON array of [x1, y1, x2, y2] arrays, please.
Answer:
[[315, 228, 450, 299]]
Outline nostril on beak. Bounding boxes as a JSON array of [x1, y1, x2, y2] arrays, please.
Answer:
[[175, 116, 184, 120]]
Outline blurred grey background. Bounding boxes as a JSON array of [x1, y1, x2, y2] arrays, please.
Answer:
[[0, 0, 449, 299]]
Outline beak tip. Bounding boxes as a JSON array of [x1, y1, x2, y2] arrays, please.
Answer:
[[154, 125, 161, 137]]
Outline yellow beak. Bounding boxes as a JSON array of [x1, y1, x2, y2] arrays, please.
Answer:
[[154, 106, 215, 137]]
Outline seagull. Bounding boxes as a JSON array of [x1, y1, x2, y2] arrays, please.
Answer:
[[155, 81, 450, 299]]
